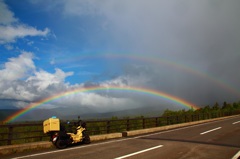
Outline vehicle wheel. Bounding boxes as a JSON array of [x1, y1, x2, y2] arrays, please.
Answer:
[[55, 139, 67, 149], [82, 133, 90, 144]]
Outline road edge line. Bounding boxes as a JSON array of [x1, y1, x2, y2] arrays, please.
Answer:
[[232, 150, 240, 159]]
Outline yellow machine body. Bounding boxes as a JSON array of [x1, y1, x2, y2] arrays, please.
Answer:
[[43, 118, 60, 133], [67, 126, 86, 143]]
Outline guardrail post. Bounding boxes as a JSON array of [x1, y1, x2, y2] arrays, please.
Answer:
[[142, 118, 145, 129], [176, 115, 179, 123], [40, 135, 43, 141], [155, 117, 158, 127], [126, 119, 130, 131], [167, 116, 170, 125], [7, 126, 13, 145], [106, 121, 110, 134], [159, 117, 162, 126]]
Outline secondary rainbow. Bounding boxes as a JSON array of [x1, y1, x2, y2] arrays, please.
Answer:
[[55, 53, 240, 97], [3, 86, 199, 123]]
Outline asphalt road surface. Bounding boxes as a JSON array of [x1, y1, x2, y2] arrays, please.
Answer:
[[4, 115, 240, 159]]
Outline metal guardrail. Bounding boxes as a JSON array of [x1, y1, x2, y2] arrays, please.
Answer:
[[0, 111, 238, 146]]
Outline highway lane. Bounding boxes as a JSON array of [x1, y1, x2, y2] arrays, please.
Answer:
[[4, 115, 240, 159]]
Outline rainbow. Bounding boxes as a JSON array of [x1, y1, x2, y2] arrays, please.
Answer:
[[3, 86, 198, 123], [55, 53, 240, 97]]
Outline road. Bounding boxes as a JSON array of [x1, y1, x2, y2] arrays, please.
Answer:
[[4, 115, 240, 159]]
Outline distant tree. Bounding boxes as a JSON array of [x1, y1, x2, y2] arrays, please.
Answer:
[[233, 102, 240, 109], [180, 109, 186, 114], [162, 109, 176, 116], [161, 100, 240, 118], [221, 101, 234, 111], [212, 102, 220, 110], [222, 101, 228, 109], [200, 105, 211, 113], [205, 105, 211, 109]]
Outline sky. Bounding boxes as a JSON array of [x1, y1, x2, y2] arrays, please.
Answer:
[[0, 0, 240, 116]]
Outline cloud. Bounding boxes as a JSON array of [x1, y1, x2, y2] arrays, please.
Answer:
[[65, 0, 240, 107], [26, 68, 73, 92], [43, 1, 240, 64], [0, 0, 50, 44], [0, 0, 18, 24], [55, 92, 139, 113], [0, 52, 137, 112], [0, 52, 36, 101], [0, 25, 50, 44], [0, 52, 144, 111], [59, 0, 240, 98], [0, 52, 35, 82], [0, 52, 73, 105]]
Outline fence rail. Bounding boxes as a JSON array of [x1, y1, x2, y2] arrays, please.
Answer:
[[0, 110, 239, 146]]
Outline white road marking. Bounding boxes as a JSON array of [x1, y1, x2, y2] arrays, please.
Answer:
[[232, 121, 240, 125], [114, 145, 163, 159], [200, 127, 221, 135], [232, 150, 240, 159]]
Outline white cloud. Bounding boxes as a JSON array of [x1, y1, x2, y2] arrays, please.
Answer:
[[1, 84, 36, 101], [26, 68, 73, 91], [0, 52, 35, 82], [0, 0, 50, 44], [0, 52, 142, 111], [54, 92, 139, 112], [0, 52, 73, 101], [0, 25, 50, 44], [0, 52, 36, 101]]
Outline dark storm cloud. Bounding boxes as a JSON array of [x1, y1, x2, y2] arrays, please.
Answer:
[[102, 0, 240, 106]]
